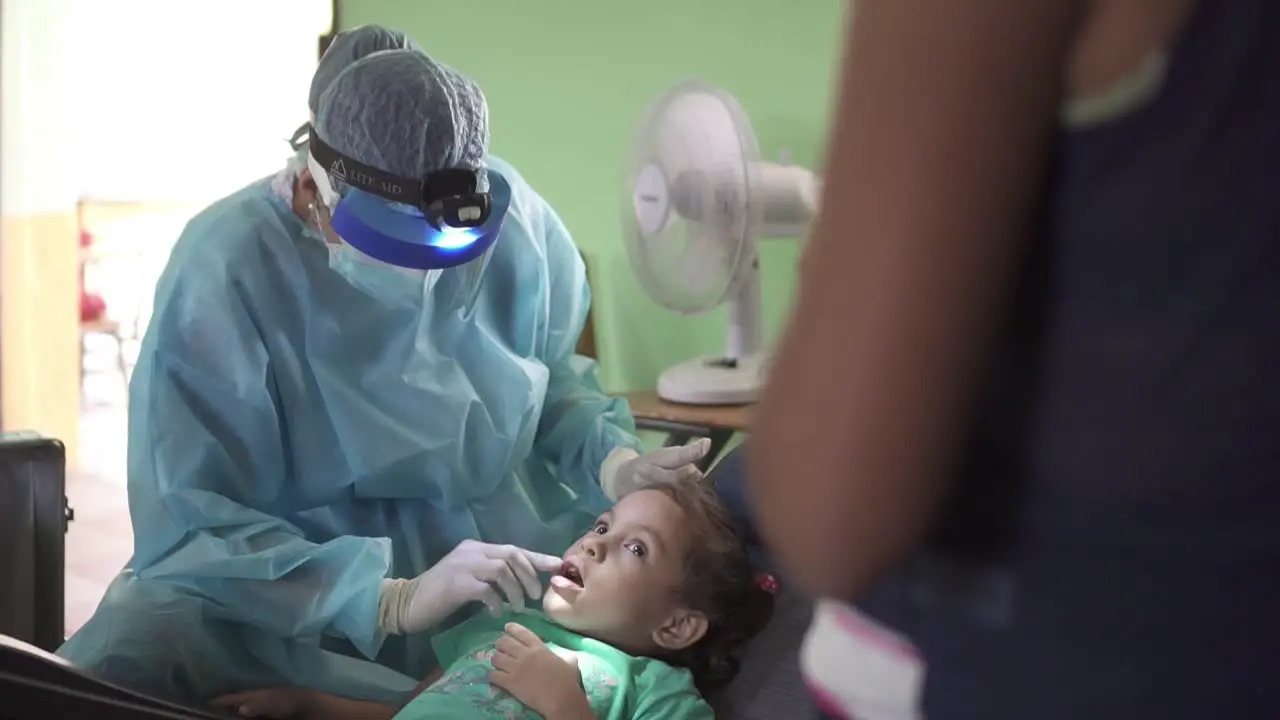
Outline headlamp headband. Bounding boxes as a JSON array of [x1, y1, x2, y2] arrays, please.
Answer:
[[307, 125, 491, 231]]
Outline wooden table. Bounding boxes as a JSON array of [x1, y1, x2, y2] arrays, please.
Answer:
[[620, 391, 754, 472]]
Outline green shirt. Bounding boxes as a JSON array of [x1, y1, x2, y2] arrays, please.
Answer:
[[393, 610, 713, 720]]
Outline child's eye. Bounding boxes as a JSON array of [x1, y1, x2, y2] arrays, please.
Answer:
[[592, 522, 608, 534], [626, 542, 647, 558]]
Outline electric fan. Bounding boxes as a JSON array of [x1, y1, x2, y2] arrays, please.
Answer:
[[623, 80, 820, 405]]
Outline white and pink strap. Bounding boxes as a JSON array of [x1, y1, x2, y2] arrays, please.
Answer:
[[800, 598, 927, 720]]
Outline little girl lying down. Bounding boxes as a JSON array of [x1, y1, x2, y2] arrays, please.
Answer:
[[212, 479, 777, 720]]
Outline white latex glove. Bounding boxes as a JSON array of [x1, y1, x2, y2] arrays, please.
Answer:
[[377, 539, 562, 635], [599, 438, 712, 502]]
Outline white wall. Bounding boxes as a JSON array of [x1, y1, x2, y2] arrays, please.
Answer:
[[4, 0, 331, 209], [0, 0, 330, 451], [2, 0, 82, 214]]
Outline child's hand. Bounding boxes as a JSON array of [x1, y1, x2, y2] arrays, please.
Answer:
[[490, 623, 592, 718], [210, 687, 313, 718]]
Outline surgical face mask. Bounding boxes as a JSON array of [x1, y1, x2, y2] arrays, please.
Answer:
[[328, 241, 441, 309], [306, 199, 425, 307]]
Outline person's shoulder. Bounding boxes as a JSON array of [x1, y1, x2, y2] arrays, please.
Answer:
[[486, 155, 567, 236], [632, 656, 697, 689], [629, 659, 713, 719], [485, 154, 528, 188], [483, 156, 579, 279], [167, 178, 301, 286]]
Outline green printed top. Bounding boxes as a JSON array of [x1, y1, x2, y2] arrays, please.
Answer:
[[393, 610, 713, 720]]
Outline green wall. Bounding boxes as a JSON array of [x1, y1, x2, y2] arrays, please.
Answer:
[[340, 1, 845, 395]]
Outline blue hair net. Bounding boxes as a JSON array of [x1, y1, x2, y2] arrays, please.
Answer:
[[315, 50, 490, 184], [309, 25, 422, 116], [290, 25, 421, 151]]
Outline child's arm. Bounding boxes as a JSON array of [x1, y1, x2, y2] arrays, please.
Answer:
[[298, 693, 397, 720], [211, 668, 446, 720], [210, 688, 393, 720], [304, 667, 447, 720]]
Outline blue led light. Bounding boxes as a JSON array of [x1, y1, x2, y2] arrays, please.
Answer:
[[431, 227, 480, 250], [328, 173, 511, 271]]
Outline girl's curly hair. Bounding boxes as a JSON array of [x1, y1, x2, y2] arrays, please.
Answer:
[[646, 479, 776, 695]]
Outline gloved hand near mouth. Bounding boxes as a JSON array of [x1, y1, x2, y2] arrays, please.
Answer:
[[378, 539, 562, 635]]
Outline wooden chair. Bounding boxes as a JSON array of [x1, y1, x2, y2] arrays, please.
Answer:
[[79, 234, 131, 394]]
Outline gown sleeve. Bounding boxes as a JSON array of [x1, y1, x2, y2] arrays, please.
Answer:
[[527, 199, 644, 496], [125, 241, 392, 659]]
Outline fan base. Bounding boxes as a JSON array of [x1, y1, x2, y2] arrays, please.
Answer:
[[656, 354, 766, 406]]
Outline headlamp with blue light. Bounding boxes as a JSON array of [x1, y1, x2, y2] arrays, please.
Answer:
[[305, 125, 510, 271]]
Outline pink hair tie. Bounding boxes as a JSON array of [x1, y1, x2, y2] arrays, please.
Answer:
[[755, 572, 779, 595]]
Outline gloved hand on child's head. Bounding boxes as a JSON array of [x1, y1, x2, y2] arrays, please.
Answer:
[[599, 438, 712, 502], [703, 443, 774, 574]]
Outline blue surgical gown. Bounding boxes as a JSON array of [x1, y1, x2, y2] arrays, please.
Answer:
[[56, 156, 642, 705]]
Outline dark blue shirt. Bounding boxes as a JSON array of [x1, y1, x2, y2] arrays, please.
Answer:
[[854, 1, 1280, 716]]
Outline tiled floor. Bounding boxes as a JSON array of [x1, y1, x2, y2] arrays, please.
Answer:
[[65, 475, 131, 634], [67, 361, 134, 635]]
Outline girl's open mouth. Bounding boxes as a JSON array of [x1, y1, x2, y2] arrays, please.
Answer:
[[557, 560, 584, 587]]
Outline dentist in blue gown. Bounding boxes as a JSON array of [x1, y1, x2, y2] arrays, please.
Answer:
[[57, 25, 708, 705]]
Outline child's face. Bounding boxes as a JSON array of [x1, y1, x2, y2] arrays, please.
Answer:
[[542, 488, 708, 654]]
